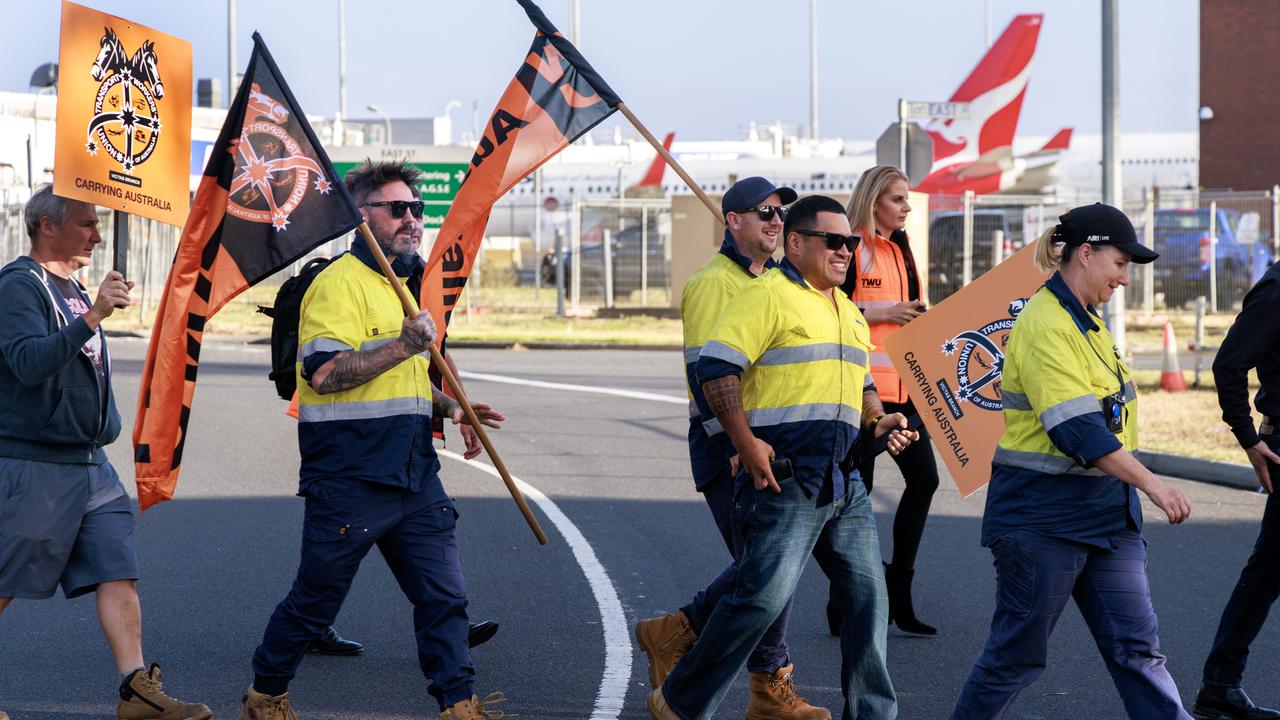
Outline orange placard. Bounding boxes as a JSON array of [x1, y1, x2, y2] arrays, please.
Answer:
[[881, 244, 1050, 497], [54, 0, 191, 226]]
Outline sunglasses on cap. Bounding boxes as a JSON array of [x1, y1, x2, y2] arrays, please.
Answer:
[[734, 205, 788, 222], [362, 200, 426, 220], [794, 229, 859, 252]]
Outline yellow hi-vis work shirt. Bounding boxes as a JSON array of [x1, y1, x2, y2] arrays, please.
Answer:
[[295, 249, 440, 498], [982, 272, 1141, 548], [681, 234, 776, 489], [697, 258, 873, 500]]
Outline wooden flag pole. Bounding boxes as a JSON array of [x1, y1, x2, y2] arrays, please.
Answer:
[[617, 102, 723, 222], [356, 222, 549, 546]]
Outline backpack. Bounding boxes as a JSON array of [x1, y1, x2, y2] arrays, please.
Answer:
[[258, 255, 340, 400]]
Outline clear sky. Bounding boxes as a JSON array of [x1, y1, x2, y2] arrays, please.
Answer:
[[1, 0, 1198, 142]]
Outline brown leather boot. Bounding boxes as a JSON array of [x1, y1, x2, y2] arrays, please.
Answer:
[[635, 610, 697, 689], [746, 664, 832, 720], [117, 664, 212, 720], [239, 687, 299, 720], [0, 710, 9, 720], [440, 692, 508, 719], [647, 686, 681, 720]]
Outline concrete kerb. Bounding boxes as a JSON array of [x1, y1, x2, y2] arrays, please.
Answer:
[[1136, 449, 1259, 491]]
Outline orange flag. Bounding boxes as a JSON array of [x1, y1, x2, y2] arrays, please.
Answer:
[[421, 0, 622, 337], [132, 33, 360, 511]]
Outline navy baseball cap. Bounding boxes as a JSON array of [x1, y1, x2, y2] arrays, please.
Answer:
[[721, 176, 798, 218], [1056, 203, 1158, 264]]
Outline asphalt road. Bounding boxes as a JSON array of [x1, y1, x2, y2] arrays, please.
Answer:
[[2, 342, 1277, 720]]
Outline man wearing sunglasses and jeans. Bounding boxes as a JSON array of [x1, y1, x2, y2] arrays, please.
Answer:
[[649, 194, 912, 720], [638, 177, 836, 719], [240, 161, 508, 720]]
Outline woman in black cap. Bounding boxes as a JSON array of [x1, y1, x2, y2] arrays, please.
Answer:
[[950, 203, 1195, 719]]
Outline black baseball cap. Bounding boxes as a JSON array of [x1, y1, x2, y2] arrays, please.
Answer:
[[721, 176, 798, 218], [1056, 203, 1158, 264]]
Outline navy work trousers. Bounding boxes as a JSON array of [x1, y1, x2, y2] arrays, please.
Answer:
[[1202, 434, 1280, 687], [251, 477, 474, 710], [951, 529, 1189, 720], [680, 460, 794, 674]]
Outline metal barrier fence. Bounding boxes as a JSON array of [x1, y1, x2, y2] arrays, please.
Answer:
[[926, 188, 1280, 313], [0, 194, 675, 323]]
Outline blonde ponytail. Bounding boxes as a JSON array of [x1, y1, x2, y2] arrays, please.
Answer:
[[1033, 225, 1066, 273]]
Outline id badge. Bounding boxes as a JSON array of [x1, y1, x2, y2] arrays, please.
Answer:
[[1102, 393, 1124, 434]]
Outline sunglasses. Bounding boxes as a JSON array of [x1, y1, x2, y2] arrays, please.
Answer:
[[794, 229, 859, 252], [735, 205, 787, 222], [362, 200, 426, 220]]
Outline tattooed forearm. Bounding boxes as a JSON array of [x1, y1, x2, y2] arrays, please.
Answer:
[[862, 388, 884, 431], [313, 342, 410, 395], [703, 375, 744, 421], [432, 387, 460, 419]]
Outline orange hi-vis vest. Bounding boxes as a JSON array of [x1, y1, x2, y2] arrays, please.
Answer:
[[850, 233, 911, 403]]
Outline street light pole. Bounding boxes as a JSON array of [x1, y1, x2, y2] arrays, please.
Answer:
[[809, 0, 819, 140], [337, 0, 347, 119], [367, 104, 392, 145], [1101, 0, 1126, 353], [227, 0, 236, 107]]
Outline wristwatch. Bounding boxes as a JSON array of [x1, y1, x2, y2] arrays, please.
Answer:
[[867, 414, 885, 433]]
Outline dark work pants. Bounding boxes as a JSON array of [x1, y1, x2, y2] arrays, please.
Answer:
[[951, 530, 1189, 720], [251, 477, 473, 710], [681, 463, 793, 673], [1202, 433, 1280, 687], [858, 401, 940, 570]]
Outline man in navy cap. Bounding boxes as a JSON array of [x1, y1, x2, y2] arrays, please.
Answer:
[[635, 178, 831, 719]]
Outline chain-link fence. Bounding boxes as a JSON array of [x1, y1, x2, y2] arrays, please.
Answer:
[[926, 188, 1280, 314]]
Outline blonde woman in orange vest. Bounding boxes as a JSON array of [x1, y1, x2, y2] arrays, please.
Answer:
[[831, 164, 940, 636]]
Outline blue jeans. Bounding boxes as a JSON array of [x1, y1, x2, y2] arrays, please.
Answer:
[[951, 529, 1189, 720], [1202, 435, 1280, 687], [663, 475, 896, 720], [681, 461, 794, 673]]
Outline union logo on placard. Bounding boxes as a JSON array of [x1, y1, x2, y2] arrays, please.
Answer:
[[226, 84, 332, 231], [937, 298, 1027, 415], [84, 27, 166, 175]]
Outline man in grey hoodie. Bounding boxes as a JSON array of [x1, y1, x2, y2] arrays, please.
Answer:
[[0, 186, 209, 720]]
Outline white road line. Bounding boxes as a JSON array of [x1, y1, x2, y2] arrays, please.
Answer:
[[439, 449, 632, 720], [459, 370, 686, 405]]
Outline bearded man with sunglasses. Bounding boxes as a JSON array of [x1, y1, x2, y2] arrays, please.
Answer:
[[240, 161, 508, 720], [638, 177, 836, 719], [649, 194, 915, 720]]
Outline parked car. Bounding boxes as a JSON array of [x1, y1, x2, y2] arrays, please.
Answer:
[[539, 221, 668, 301], [928, 208, 1028, 301], [1151, 207, 1271, 310]]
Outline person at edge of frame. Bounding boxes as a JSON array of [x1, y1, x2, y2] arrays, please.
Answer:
[[0, 185, 212, 720], [1187, 253, 1280, 720], [950, 203, 1194, 720]]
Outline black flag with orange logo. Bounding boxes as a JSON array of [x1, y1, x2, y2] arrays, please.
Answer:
[[421, 0, 622, 338], [133, 32, 361, 511]]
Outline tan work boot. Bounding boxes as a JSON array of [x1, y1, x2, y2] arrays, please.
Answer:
[[440, 692, 508, 719], [239, 686, 299, 720], [635, 609, 697, 689], [0, 710, 9, 720], [117, 664, 212, 720], [746, 664, 832, 720], [647, 686, 681, 720]]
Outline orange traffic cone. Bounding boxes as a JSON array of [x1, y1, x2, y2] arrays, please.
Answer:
[[1160, 321, 1188, 392]]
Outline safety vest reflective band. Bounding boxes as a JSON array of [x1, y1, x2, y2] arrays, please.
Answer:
[[996, 282, 1138, 472], [849, 234, 910, 403], [681, 240, 769, 436], [295, 253, 436, 487], [697, 260, 873, 496]]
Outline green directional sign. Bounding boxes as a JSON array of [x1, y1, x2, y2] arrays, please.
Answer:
[[331, 161, 469, 229]]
